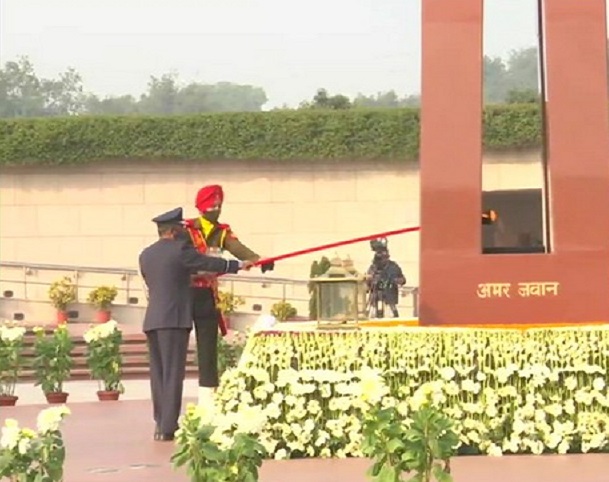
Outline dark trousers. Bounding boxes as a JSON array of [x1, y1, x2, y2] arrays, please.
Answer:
[[146, 328, 190, 435], [192, 287, 220, 388]]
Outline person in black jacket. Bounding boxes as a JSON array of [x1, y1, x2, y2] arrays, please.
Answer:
[[139, 207, 253, 441]]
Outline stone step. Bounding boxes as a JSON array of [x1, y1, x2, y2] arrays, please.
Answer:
[[19, 343, 197, 357], [18, 365, 199, 382], [16, 329, 199, 381], [18, 353, 197, 367], [20, 331, 155, 344]]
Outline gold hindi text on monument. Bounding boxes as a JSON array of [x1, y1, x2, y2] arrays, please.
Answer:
[[476, 282, 560, 299], [517, 282, 559, 297], [476, 283, 512, 298]]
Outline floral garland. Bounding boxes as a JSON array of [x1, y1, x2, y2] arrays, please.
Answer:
[[188, 326, 609, 459]]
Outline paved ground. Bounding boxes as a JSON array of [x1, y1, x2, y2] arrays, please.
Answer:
[[11, 378, 199, 406], [2, 381, 607, 482]]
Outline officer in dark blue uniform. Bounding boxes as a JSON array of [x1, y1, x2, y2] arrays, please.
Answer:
[[139, 207, 253, 441]]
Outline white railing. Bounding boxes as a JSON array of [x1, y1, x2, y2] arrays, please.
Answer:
[[0, 261, 419, 321]]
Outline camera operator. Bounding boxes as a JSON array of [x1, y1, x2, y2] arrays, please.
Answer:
[[366, 240, 406, 319]]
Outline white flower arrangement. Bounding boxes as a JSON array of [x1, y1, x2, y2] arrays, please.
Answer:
[[82, 319, 119, 343], [177, 402, 268, 449], [177, 326, 609, 460], [36, 404, 71, 434], [83, 320, 123, 393], [173, 403, 268, 481], [0, 405, 70, 480], [0, 325, 26, 344]]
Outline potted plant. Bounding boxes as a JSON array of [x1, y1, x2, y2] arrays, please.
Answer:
[[270, 300, 298, 322], [173, 403, 267, 482], [48, 276, 77, 325], [0, 405, 70, 481], [216, 290, 245, 329], [0, 323, 26, 406], [87, 285, 118, 323], [362, 399, 459, 482], [83, 320, 124, 401], [32, 326, 74, 404]]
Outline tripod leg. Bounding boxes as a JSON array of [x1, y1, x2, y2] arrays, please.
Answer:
[[367, 288, 383, 319], [365, 291, 373, 319], [376, 296, 384, 318]]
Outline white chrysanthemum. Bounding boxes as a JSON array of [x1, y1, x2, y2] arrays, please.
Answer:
[[17, 437, 31, 455], [360, 378, 389, 404], [564, 376, 578, 391], [439, 366, 456, 381], [232, 405, 267, 435], [274, 448, 288, 460], [0, 325, 26, 342], [36, 405, 71, 434], [0, 419, 21, 450], [209, 427, 233, 450], [593, 377, 606, 391], [83, 319, 120, 344]]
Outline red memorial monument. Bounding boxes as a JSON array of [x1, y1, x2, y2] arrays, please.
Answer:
[[419, 0, 609, 325]]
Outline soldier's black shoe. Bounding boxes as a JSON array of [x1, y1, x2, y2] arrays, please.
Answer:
[[157, 433, 175, 442], [153, 425, 161, 440]]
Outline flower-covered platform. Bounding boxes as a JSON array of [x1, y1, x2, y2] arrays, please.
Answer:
[[211, 323, 609, 459]]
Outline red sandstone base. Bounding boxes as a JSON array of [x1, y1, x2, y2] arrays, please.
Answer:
[[1, 400, 606, 482]]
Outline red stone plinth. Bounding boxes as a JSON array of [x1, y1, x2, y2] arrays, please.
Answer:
[[419, 0, 609, 325]]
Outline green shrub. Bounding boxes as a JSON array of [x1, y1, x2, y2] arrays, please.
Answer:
[[0, 105, 543, 167]]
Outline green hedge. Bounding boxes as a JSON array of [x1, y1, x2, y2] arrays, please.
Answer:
[[0, 105, 542, 167]]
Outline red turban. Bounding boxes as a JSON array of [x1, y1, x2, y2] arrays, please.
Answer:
[[195, 185, 224, 212]]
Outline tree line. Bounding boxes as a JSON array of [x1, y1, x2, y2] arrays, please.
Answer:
[[0, 58, 268, 118], [300, 48, 545, 110], [0, 47, 568, 118]]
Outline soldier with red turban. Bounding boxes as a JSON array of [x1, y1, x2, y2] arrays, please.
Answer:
[[183, 184, 274, 407]]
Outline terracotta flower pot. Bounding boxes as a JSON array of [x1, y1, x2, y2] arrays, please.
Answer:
[[97, 390, 120, 401], [96, 310, 111, 323], [0, 395, 18, 407], [56, 310, 68, 325], [45, 391, 69, 404]]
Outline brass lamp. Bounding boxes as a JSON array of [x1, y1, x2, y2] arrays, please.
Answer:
[[310, 256, 366, 330]]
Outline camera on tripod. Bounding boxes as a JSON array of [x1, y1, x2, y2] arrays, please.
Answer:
[[366, 237, 400, 318], [369, 237, 388, 254]]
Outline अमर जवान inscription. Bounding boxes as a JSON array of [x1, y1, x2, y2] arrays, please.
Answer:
[[476, 282, 560, 299]]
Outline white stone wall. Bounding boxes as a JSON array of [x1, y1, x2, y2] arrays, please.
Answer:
[[0, 152, 544, 318]]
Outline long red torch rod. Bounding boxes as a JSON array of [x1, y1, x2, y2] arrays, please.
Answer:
[[251, 225, 421, 267]]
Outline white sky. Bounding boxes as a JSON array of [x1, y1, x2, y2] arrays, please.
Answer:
[[1, 0, 596, 108]]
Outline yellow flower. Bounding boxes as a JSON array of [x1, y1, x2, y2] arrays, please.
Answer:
[[4, 419, 18, 429], [20, 428, 36, 438]]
